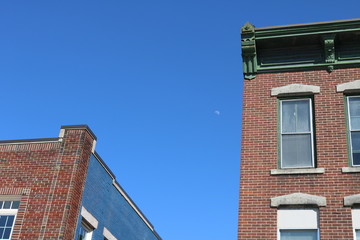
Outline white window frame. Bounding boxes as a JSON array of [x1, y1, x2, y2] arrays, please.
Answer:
[[0, 198, 20, 240], [78, 207, 98, 240], [280, 98, 315, 168], [277, 208, 319, 240], [347, 96, 360, 166], [79, 220, 93, 240]]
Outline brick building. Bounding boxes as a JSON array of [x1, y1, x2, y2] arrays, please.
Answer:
[[0, 125, 161, 240], [239, 19, 360, 240]]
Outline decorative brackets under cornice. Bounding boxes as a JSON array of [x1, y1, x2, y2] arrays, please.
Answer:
[[241, 22, 257, 80], [240, 20, 360, 80], [322, 34, 336, 73]]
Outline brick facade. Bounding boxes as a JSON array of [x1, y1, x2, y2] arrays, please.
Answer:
[[0, 126, 95, 239], [239, 19, 360, 240], [0, 125, 161, 240]]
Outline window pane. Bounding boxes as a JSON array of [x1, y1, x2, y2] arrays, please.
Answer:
[[6, 216, 14, 227], [3, 202, 11, 209], [282, 134, 312, 168], [2, 227, 11, 239], [356, 229, 360, 240], [349, 97, 360, 130], [282, 100, 310, 133], [11, 201, 20, 209], [280, 230, 317, 240], [0, 217, 6, 227], [351, 132, 360, 165]]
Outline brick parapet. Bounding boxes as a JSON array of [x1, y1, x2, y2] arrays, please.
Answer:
[[0, 127, 95, 240]]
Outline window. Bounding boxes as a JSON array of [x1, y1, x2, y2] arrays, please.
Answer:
[[78, 219, 93, 240], [77, 207, 98, 240], [347, 96, 360, 166], [352, 209, 360, 240], [0, 200, 20, 240], [280, 230, 318, 240], [278, 209, 319, 240], [280, 98, 315, 168]]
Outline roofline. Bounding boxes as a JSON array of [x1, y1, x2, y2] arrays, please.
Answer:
[[0, 125, 97, 144], [61, 125, 97, 140], [0, 138, 60, 144], [255, 18, 360, 30], [92, 152, 162, 240], [251, 18, 360, 39]]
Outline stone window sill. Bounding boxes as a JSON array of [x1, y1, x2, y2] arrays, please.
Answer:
[[342, 167, 360, 173], [270, 168, 325, 175]]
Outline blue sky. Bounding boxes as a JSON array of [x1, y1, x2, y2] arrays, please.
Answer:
[[0, 1, 359, 240]]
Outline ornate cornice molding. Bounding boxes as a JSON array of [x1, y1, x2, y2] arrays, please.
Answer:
[[241, 19, 360, 79]]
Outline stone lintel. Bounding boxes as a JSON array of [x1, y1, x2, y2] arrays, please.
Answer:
[[344, 194, 360, 206], [271, 193, 326, 207], [271, 84, 320, 96], [336, 80, 360, 93]]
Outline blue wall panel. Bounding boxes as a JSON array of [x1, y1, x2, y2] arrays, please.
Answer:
[[75, 154, 160, 240]]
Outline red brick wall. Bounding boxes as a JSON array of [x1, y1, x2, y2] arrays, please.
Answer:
[[238, 68, 360, 240], [0, 128, 94, 240]]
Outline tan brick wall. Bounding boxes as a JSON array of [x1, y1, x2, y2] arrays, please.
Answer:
[[239, 68, 360, 240]]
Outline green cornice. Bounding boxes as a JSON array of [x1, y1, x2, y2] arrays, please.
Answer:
[[256, 19, 360, 39], [241, 19, 360, 79], [241, 22, 257, 79]]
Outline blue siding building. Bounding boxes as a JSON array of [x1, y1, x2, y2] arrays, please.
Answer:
[[74, 153, 161, 240]]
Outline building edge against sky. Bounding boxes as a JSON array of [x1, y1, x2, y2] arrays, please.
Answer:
[[239, 19, 360, 240], [0, 125, 161, 240]]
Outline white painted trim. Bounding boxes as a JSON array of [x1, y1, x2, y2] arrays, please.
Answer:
[[271, 168, 325, 175], [278, 208, 318, 229], [81, 206, 98, 229], [271, 193, 326, 207], [91, 140, 97, 153], [103, 227, 117, 240], [271, 84, 320, 96], [337, 80, 360, 93], [0, 195, 21, 201], [353, 209, 360, 240], [0, 209, 18, 215], [112, 180, 154, 231], [353, 209, 360, 229], [59, 129, 65, 138]]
